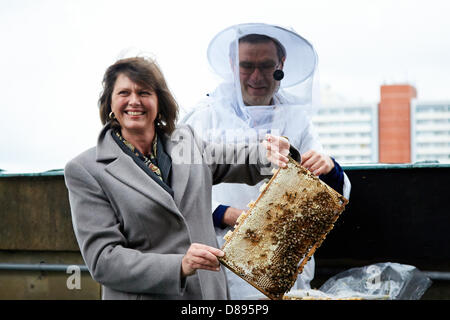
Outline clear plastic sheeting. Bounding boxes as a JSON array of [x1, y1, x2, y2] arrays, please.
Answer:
[[314, 262, 432, 300]]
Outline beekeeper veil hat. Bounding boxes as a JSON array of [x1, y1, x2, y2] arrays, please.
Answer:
[[208, 22, 317, 88], [204, 23, 319, 135]]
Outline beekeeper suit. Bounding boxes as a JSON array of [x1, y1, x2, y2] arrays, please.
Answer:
[[182, 23, 351, 299]]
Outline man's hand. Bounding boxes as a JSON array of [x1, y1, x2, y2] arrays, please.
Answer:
[[181, 243, 224, 278], [263, 134, 290, 168], [222, 207, 246, 227], [301, 150, 334, 176]]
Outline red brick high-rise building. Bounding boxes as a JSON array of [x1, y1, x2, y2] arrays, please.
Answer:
[[378, 84, 417, 163]]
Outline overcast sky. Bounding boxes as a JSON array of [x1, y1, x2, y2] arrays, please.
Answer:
[[1, 0, 449, 172]]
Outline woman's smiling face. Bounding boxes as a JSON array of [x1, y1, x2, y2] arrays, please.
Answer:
[[111, 73, 159, 138]]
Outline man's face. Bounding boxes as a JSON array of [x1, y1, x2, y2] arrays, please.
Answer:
[[238, 41, 283, 106]]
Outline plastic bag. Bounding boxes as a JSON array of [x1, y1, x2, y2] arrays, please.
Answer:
[[317, 262, 432, 300]]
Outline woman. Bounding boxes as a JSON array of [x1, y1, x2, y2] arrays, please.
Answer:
[[64, 56, 290, 300]]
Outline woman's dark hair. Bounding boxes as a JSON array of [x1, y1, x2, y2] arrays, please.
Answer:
[[99, 57, 179, 135]]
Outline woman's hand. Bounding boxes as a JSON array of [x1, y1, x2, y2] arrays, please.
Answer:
[[263, 134, 290, 168], [301, 150, 335, 176], [181, 243, 224, 278]]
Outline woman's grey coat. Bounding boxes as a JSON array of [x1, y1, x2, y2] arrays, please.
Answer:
[[64, 123, 269, 299]]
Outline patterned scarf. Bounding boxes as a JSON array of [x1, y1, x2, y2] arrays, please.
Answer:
[[114, 131, 163, 181]]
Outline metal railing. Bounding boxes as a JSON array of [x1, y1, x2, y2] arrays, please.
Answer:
[[0, 263, 89, 273]]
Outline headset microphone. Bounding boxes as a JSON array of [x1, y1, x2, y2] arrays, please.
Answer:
[[273, 69, 284, 81]]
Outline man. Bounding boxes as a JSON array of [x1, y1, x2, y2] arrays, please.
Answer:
[[182, 23, 351, 299]]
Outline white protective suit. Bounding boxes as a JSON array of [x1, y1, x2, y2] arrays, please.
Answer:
[[182, 23, 351, 299]]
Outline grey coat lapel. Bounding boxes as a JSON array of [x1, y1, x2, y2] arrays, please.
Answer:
[[97, 125, 181, 216], [163, 128, 193, 209]]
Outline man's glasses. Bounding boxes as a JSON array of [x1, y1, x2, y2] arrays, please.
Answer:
[[239, 61, 280, 76]]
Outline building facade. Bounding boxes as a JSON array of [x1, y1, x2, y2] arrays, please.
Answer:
[[313, 84, 450, 164], [412, 101, 450, 163], [312, 103, 378, 164]]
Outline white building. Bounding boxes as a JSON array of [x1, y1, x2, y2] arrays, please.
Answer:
[[313, 100, 450, 164], [412, 101, 450, 163], [312, 103, 378, 164]]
